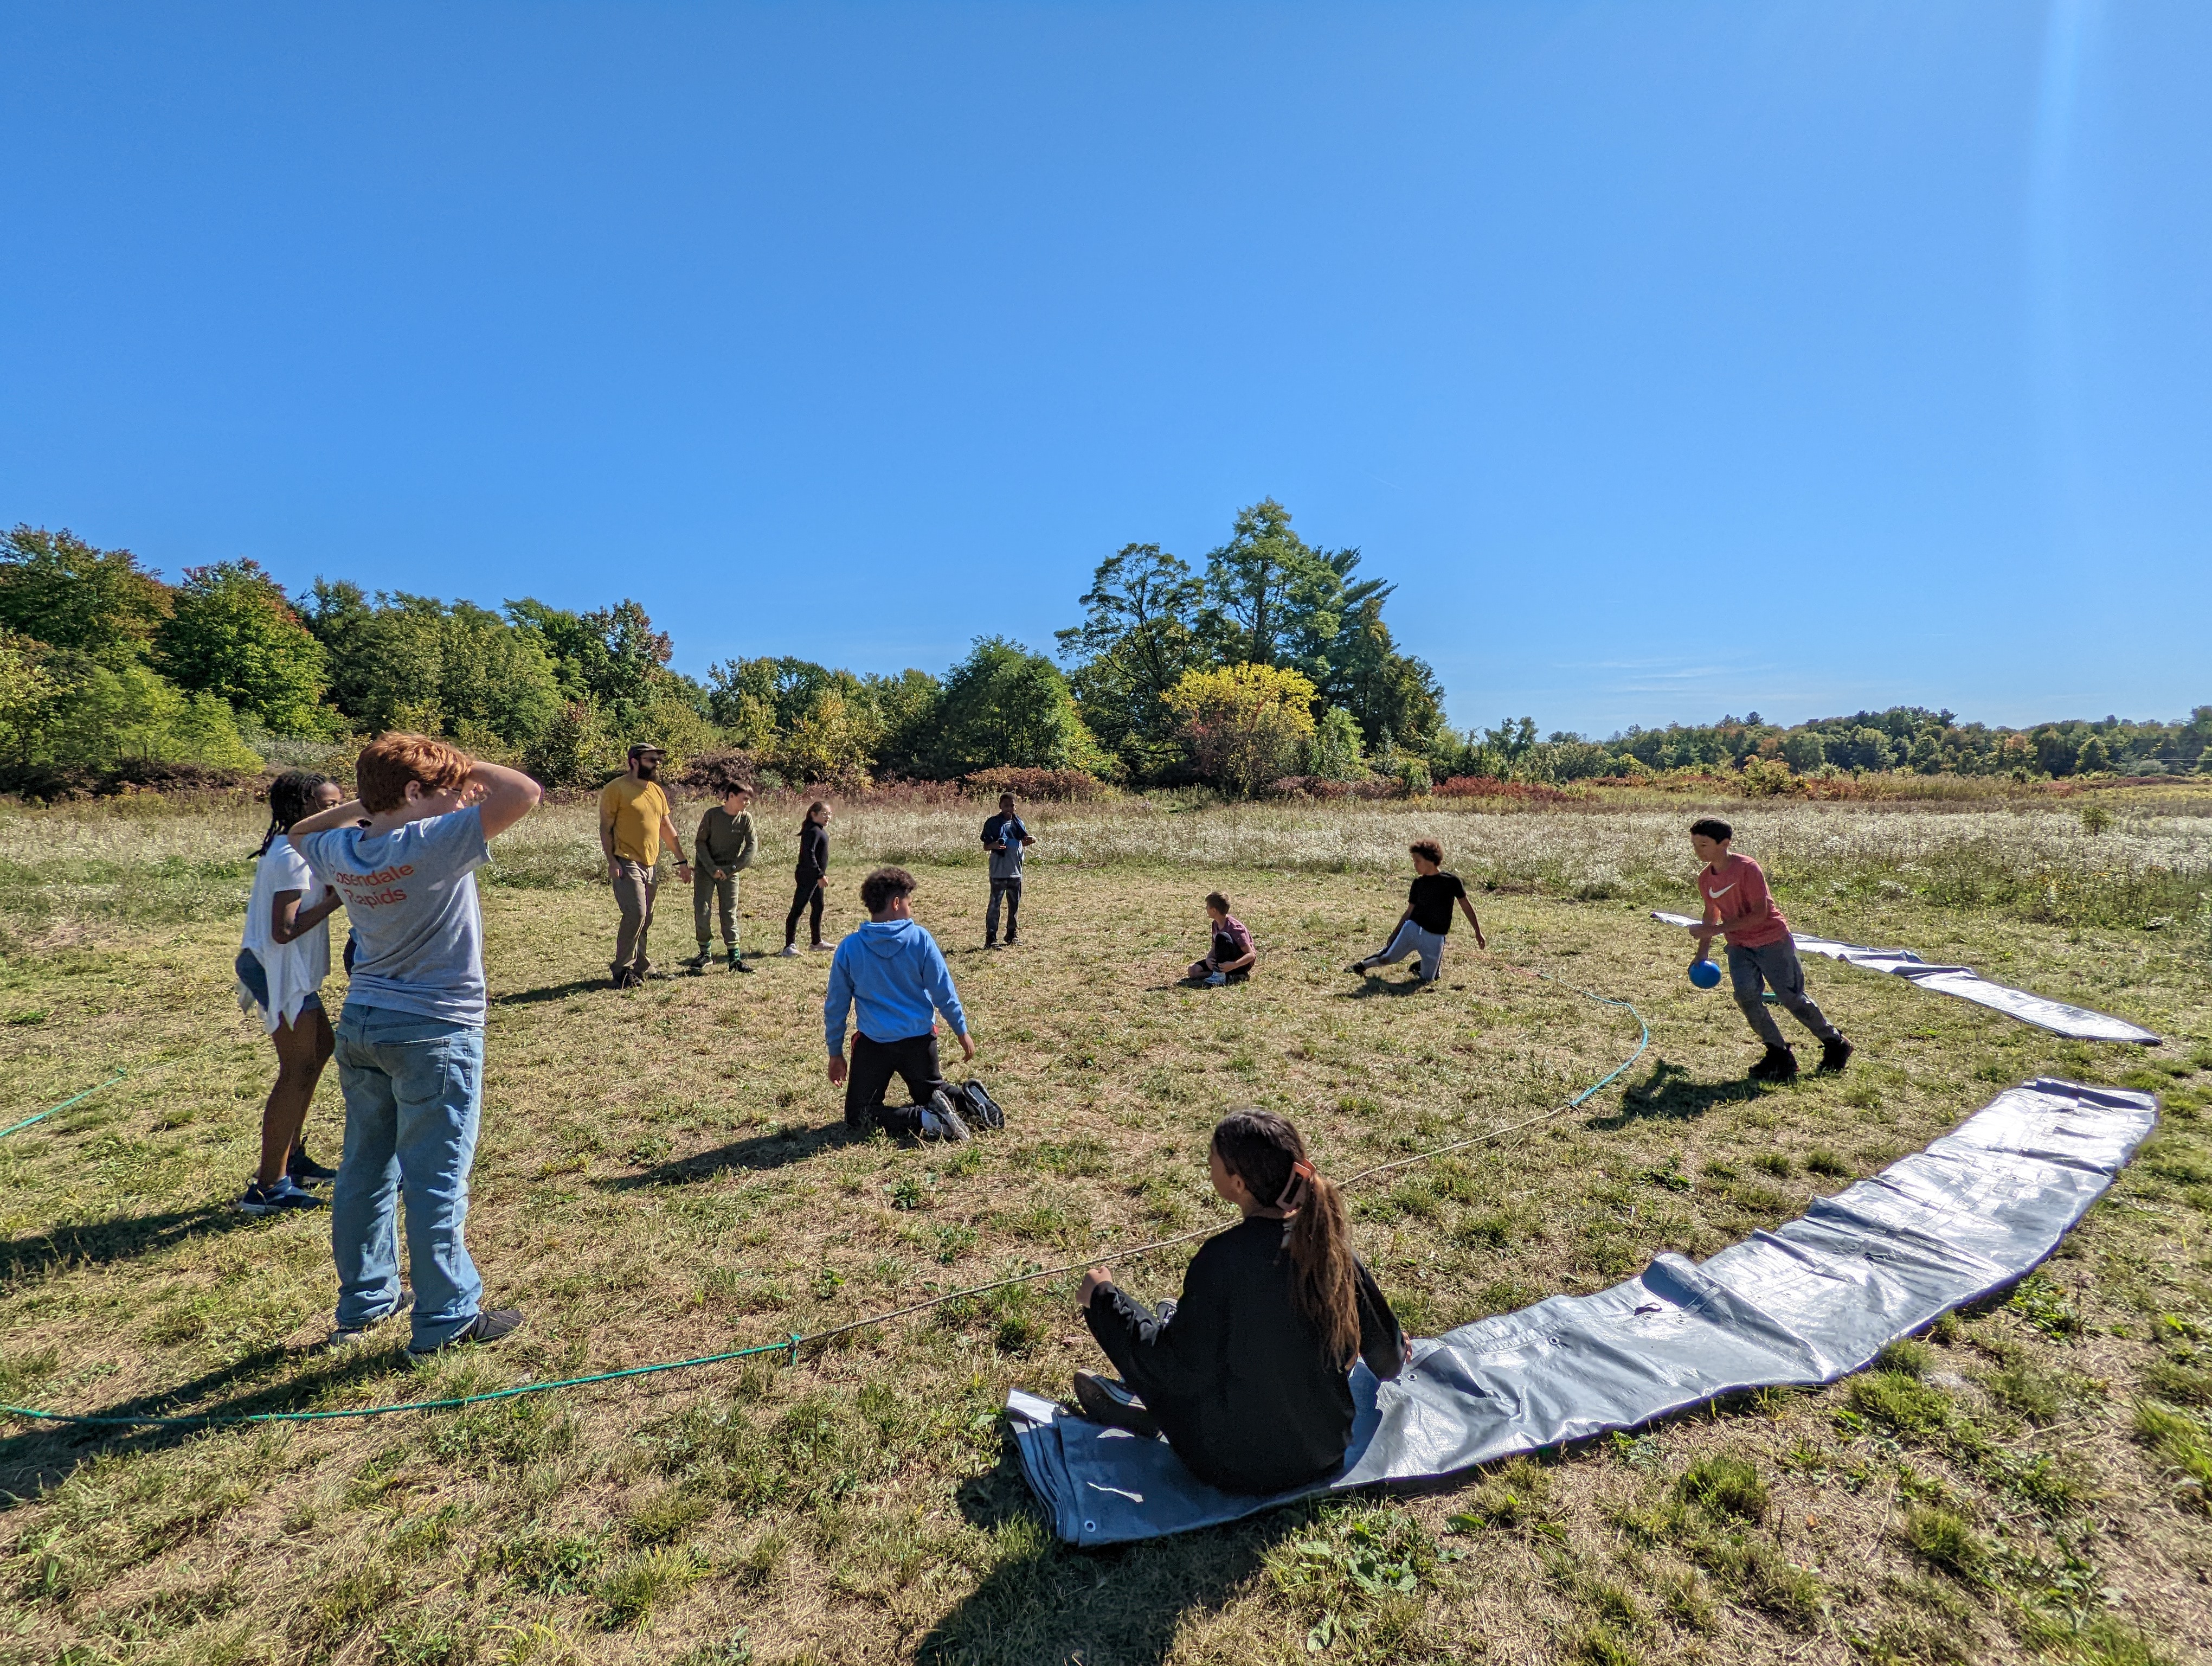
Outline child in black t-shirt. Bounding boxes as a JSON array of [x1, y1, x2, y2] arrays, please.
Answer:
[[1348, 839, 1486, 986]]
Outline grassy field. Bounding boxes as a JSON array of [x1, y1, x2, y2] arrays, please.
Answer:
[[2, 792, 2209, 1666]]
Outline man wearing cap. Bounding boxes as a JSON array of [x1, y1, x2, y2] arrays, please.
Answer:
[[599, 743, 691, 989]]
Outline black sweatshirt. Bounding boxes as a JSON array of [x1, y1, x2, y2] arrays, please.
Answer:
[[795, 821, 829, 880], [1085, 1215, 1406, 1494]]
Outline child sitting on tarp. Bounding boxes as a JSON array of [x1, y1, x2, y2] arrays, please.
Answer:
[[1186, 892, 1257, 985], [1072, 1111, 1406, 1495]]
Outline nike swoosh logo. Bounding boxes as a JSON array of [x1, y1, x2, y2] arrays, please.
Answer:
[[1707, 882, 1737, 897]]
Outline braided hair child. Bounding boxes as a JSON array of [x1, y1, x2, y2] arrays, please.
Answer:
[[1075, 1111, 1406, 1494], [234, 770, 348, 1213]]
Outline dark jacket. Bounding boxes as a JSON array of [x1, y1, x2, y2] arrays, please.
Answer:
[[795, 819, 829, 880], [694, 808, 756, 873], [1086, 1215, 1405, 1494]]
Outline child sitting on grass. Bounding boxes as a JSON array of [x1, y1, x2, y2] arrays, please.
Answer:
[[1187, 892, 1257, 986], [1073, 1111, 1406, 1495], [1348, 838, 1486, 986], [1677, 816, 1852, 1082]]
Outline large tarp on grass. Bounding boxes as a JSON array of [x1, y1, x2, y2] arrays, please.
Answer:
[[1006, 1078, 2157, 1547], [1649, 913, 2160, 1044]]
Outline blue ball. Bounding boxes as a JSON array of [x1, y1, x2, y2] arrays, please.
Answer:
[[1688, 958, 1722, 989]]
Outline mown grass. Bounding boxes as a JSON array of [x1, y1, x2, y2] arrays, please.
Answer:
[[0, 793, 2208, 1664]]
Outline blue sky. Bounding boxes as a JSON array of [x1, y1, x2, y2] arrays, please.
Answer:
[[2, 2, 2204, 738]]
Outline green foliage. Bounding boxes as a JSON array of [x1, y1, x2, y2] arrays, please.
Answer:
[[155, 560, 329, 735], [1900, 1506, 1987, 1581], [305, 585, 564, 746], [1675, 1452, 1769, 1521], [0, 525, 171, 662], [1308, 704, 1369, 780], [928, 637, 1104, 779], [1165, 661, 1319, 795]]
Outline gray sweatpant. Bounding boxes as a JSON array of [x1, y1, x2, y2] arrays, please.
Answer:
[[1726, 938, 1842, 1049], [1373, 920, 1447, 981]]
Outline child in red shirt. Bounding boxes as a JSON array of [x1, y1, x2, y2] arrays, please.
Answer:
[[1681, 817, 1852, 1081]]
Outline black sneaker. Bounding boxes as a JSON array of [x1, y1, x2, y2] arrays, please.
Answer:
[[728, 950, 752, 974], [407, 1308, 525, 1358], [327, 1285, 415, 1348], [1818, 1037, 1854, 1075], [1073, 1371, 1161, 1439], [239, 1176, 326, 1215], [287, 1146, 338, 1185], [685, 948, 715, 973], [1345, 958, 1374, 975], [961, 1079, 1005, 1131], [1750, 1045, 1799, 1082]]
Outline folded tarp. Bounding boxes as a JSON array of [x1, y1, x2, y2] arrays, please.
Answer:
[[1649, 912, 2160, 1045], [1007, 1078, 2157, 1547]]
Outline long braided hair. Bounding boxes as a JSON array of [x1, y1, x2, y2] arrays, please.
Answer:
[[256, 771, 330, 856], [1211, 1110, 1360, 1369]]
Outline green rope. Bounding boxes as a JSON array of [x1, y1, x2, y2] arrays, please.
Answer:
[[1, 974, 1649, 1433], [0, 1070, 127, 1141]]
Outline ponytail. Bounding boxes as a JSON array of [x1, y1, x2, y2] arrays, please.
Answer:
[[1211, 1111, 1360, 1369], [256, 771, 330, 856]]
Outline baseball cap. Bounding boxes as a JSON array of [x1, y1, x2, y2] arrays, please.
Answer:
[[628, 741, 666, 759]]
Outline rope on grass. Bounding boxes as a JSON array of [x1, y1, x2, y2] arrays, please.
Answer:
[[0, 1070, 127, 1142], [0, 971, 1649, 1433]]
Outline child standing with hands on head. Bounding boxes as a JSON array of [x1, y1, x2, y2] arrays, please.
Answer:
[[1679, 816, 1852, 1082]]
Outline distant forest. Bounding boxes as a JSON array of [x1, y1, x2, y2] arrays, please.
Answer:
[[2, 508, 2205, 795]]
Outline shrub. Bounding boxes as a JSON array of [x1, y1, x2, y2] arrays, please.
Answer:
[[1164, 662, 1318, 796], [961, 766, 1110, 802]]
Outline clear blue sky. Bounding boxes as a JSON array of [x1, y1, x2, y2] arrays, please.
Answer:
[[3, 2, 2204, 737]]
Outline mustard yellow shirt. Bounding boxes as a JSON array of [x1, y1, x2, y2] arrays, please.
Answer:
[[599, 776, 671, 866]]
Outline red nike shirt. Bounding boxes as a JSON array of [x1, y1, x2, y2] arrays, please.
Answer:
[[1698, 854, 1791, 949]]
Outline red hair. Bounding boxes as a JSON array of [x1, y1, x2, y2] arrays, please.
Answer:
[[355, 733, 472, 814]]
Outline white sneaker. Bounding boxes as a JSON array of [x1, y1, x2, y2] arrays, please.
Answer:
[[1204, 971, 1227, 986], [779, 945, 799, 958], [919, 1106, 973, 1143]]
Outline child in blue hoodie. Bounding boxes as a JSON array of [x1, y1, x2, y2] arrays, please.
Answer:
[[825, 866, 977, 1139]]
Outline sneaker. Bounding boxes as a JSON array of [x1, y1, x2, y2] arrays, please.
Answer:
[[1750, 1045, 1799, 1083], [610, 962, 632, 989], [808, 941, 833, 953], [327, 1285, 415, 1347], [685, 948, 715, 973], [960, 1079, 1005, 1131], [918, 1098, 972, 1143], [1073, 1371, 1161, 1439], [728, 951, 752, 974], [1345, 958, 1374, 975], [1818, 1037, 1854, 1075], [238, 1175, 325, 1215], [1204, 970, 1227, 986], [779, 944, 800, 958], [287, 1146, 338, 1185], [407, 1308, 525, 1358]]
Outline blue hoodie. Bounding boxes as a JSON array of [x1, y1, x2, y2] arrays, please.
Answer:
[[824, 917, 968, 1055]]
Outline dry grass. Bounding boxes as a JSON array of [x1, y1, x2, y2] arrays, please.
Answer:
[[1, 796, 2209, 1664]]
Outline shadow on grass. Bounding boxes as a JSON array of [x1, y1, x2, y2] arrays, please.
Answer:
[[1585, 1060, 1770, 1128], [1339, 974, 1436, 1001], [597, 1122, 849, 1188], [921, 1438, 1301, 1666], [0, 1340, 412, 1497], [0, 1205, 256, 1281], [491, 976, 617, 1007]]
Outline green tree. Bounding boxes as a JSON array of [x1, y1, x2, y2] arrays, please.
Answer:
[[156, 560, 327, 736], [1308, 705, 1368, 780], [1164, 662, 1319, 796], [930, 637, 1106, 778], [859, 669, 944, 777], [0, 526, 172, 664], [1056, 542, 1205, 773]]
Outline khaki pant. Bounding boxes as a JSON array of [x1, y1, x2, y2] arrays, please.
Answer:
[[612, 860, 657, 972], [695, 869, 740, 950]]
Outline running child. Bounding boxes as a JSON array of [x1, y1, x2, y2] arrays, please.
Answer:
[[687, 780, 757, 973], [1187, 892, 1257, 985], [783, 800, 833, 956], [290, 733, 543, 1354], [1347, 839, 1486, 986], [824, 866, 976, 1140], [234, 770, 348, 1214], [1678, 816, 1852, 1082], [1073, 1110, 1407, 1495]]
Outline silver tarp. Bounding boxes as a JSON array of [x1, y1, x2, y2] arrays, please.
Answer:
[[1649, 912, 2160, 1044], [1007, 1079, 2157, 1547]]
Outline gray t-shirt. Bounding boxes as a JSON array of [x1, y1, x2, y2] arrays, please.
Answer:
[[300, 807, 492, 1026], [982, 812, 1029, 881]]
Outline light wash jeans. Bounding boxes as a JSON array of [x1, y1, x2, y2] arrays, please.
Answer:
[[1373, 920, 1448, 981], [331, 1004, 486, 1348]]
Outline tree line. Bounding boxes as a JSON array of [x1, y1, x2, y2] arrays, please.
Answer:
[[2, 511, 2204, 794]]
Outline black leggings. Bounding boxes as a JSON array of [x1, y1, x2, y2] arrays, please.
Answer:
[[786, 872, 825, 946]]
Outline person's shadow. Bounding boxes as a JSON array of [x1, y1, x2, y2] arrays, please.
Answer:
[[0, 1206, 255, 1283], [596, 1122, 850, 1189], [918, 1436, 1306, 1665], [491, 977, 618, 1007], [1339, 973, 1432, 1001], [1584, 1060, 1765, 1130]]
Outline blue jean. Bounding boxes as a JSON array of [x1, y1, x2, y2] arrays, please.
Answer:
[[331, 1004, 486, 1347]]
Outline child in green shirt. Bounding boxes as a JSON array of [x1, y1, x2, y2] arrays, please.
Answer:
[[687, 784, 758, 972]]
